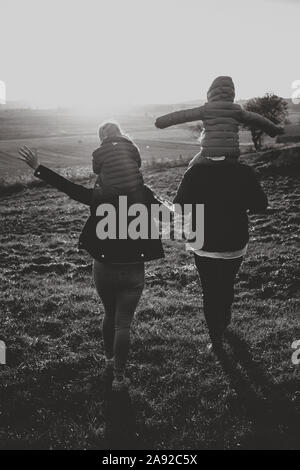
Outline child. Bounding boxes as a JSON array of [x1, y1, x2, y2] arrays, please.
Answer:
[[92, 122, 144, 198], [155, 76, 284, 166]]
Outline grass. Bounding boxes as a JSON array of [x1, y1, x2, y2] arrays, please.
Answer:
[[0, 159, 299, 449]]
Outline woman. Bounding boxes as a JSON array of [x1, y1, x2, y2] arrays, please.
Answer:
[[18, 131, 164, 391]]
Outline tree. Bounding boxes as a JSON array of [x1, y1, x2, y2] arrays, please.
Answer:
[[244, 93, 288, 150]]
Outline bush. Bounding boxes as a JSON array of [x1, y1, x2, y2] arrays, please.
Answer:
[[244, 94, 288, 150]]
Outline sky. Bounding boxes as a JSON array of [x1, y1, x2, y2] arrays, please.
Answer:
[[0, 0, 299, 109]]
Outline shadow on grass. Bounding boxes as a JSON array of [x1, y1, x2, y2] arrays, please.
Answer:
[[0, 366, 141, 450], [103, 375, 141, 450], [216, 330, 300, 449]]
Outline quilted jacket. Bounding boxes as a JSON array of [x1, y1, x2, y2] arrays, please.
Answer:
[[155, 76, 283, 159]]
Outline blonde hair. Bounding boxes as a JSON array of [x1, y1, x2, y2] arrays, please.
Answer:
[[98, 121, 128, 143]]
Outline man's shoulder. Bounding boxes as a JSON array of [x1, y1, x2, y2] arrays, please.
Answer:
[[183, 166, 199, 179], [184, 164, 214, 179], [186, 161, 256, 178]]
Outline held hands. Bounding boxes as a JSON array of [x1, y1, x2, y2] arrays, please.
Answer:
[[18, 146, 40, 170]]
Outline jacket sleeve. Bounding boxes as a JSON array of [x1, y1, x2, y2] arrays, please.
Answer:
[[173, 169, 194, 206], [240, 110, 283, 137], [92, 159, 100, 175], [244, 167, 268, 212], [132, 144, 142, 168], [155, 106, 205, 129], [34, 165, 93, 206], [92, 150, 103, 174]]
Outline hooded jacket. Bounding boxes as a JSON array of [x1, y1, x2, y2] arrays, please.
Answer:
[[155, 76, 283, 159]]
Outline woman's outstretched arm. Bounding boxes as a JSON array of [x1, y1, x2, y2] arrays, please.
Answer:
[[18, 146, 93, 206]]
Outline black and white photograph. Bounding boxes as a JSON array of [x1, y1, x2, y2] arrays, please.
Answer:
[[0, 0, 299, 456]]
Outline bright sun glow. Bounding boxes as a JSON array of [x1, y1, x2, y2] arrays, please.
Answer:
[[1, 0, 299, 110]]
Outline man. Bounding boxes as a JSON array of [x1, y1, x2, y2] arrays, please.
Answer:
[[173, 156, 268, 351]]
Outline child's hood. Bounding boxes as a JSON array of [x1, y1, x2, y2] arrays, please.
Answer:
[[207, 76, 235, 103]]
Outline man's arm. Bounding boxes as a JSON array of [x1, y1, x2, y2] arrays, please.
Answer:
[[155, 106, 205, 129], [173, 168, 194, 206], [240, 110, 284, 137]]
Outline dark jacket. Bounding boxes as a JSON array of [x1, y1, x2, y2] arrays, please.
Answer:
[[173, 160, 268, 252], [156, 76, 283, 159], [34, 165, 164, 263], [92, 136, 144, 194]]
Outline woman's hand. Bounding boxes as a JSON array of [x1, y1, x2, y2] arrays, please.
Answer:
[[18, 146, 40, 170]]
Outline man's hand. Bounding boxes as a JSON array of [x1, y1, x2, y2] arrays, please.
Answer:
[[18, 146, 40, 170]]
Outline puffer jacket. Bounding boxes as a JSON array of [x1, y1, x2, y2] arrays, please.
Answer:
[[155, 76, 283, 159], [92, 136, 144, 195]]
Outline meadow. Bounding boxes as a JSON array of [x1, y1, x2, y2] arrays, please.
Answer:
[[0, 109, 299, 449], [0, 109, 258, 178]]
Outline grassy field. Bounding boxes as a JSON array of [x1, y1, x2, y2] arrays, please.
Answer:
[[0, 109, 256, 175], [0, 148, 299, 449]]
